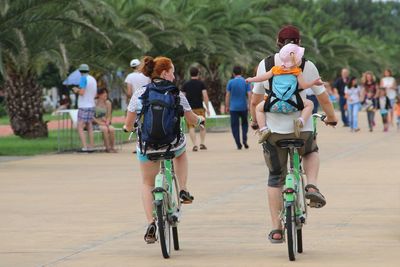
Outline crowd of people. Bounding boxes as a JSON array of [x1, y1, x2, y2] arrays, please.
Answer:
[[331, 68, 399, 132]]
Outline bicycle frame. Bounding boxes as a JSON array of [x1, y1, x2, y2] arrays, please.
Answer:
[[153, 160, 180, 219], [283, 146, 307, 221]]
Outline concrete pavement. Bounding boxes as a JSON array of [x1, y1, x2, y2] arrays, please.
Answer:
[[0, 112, 399, 267]]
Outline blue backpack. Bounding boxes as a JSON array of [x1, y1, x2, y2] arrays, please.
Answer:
[[263, 55, 306, 113], [136, 80, 184, 154]]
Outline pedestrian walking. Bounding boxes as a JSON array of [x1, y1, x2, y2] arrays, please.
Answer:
[[363, 91, 377, 132], [345, 77, 362, 132], [124, 57, 151, 103], [181, 67, 210, 151], [225, 66, 251, 150], [376, 88, 392, 132], [380, 69, 397, 126], [333, 68, 350, 127]]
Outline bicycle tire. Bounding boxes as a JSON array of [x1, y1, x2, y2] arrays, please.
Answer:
[[286, 205, 297, 261], [297, 228, 303, 253], [156, 201, 171, 259], [172, 226, 179, 250], [171, 174, 181, 251]]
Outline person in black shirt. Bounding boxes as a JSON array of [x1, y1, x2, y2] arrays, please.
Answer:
[[333, 68, 350, 126], [181, 67, 210, 151]]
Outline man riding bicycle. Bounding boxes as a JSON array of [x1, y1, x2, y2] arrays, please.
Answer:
[[250, 25, 337, 243]]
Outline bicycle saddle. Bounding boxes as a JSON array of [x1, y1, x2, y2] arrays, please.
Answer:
[[147, 151, 175, 161], [276, 139, 305, 148]]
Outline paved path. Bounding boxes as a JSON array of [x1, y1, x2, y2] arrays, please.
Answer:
[[0, 113, 399, 267]]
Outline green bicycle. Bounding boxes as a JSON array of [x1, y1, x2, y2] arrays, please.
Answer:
[[148, 152, 181, 259], [280, 113, 336, 261]]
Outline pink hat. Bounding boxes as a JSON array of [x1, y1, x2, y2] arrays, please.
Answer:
[[279, 43, 305, 68]]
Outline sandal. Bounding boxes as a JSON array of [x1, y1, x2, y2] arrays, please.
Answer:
[[199, 144, 207, 150], [268, 229, 284, 244], [192, 146, 198, 152], [305, 184, 326, 208], [144, 221, 157, 244]]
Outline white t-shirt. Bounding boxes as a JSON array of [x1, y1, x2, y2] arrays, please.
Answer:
[[381, 76, 397, 100], [125, 72, 151, 92], [78, 75, 97, 108], [253, 54, 325, 134], [344, 86, 361, 104]]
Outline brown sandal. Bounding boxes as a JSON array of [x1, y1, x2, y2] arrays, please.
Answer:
[[199, 144, 207, 150], [305, 184, 326, 208]]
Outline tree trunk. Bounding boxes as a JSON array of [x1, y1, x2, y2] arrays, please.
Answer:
[[4, 69, 48, 138], [205, 64, 224, 114]]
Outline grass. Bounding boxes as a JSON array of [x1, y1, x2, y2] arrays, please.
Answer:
[[0, 123, 131, 156], [0, 131, 60, 156]]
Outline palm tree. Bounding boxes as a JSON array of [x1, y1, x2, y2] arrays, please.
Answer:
[[0, 0, 112, 138]]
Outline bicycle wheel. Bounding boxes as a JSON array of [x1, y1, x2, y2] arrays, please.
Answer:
[[171, 176, 181, 250], [156, 200, 171, 258], [297, 228, 303, 253], [285, 205, 297, 261]]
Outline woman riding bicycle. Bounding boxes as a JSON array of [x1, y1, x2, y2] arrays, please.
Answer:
[[124, 56, 204, 243]]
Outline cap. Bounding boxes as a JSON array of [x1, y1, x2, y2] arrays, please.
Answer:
[[78, 64, 89, 72], [279, 43, 305, 68], [278, 25, 300, 44], [130, 59, 140, 68]]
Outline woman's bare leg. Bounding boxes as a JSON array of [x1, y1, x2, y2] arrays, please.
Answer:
[[173, 151, 188, 191], [139, 161, 160, 223]]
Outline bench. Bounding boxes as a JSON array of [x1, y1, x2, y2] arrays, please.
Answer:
[[56, 109, 123, 152]]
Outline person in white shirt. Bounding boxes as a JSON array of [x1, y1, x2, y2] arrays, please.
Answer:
[[72, 64, 97, 152], [250, 25, 337, 244], [124, 58, 151, 103], [345, 77, 362, 132], [380, 69, 397, 126]]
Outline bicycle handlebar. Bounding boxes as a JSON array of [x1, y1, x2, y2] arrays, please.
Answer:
[[312, 113, 337, 126]]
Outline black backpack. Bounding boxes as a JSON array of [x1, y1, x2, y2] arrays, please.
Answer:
[[136, 80, 184, 155], [263, 55, 307, 112]]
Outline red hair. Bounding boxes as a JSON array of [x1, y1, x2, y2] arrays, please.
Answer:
[[142, 56, 173, 79]]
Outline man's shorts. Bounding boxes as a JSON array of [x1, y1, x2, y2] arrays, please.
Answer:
[[78, 107, 95, 123], [186, 108, 205, 129], [262, 131, 318, 188]]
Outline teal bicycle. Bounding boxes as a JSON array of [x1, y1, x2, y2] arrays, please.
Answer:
[[280, 113, 336, 261], [148, 152, 181, 259]]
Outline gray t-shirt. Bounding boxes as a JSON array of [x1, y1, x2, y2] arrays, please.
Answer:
[[253, 54, 325, 134]]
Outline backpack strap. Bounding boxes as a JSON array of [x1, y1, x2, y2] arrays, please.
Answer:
[[262, 55, 275, 112], [264, 55, 275, 93]]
